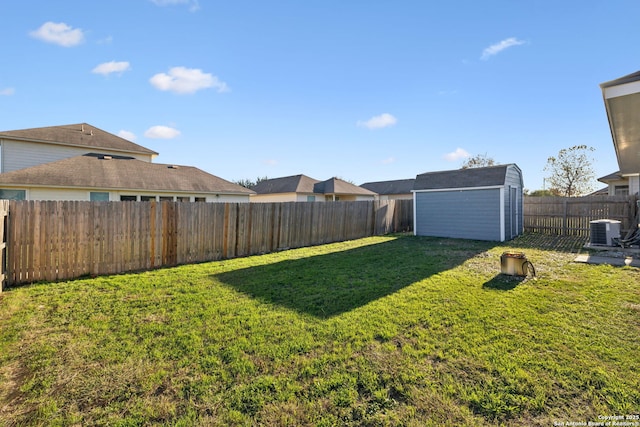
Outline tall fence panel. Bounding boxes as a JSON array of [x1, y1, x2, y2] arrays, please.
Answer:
[[524, 195, 639, 236], [0, 200, 8, 291], [5, 199, 414, 286]]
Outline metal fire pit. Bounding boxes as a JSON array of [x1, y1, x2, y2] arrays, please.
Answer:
[[500, 252, 534, 276]]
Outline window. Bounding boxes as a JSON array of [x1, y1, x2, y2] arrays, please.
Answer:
[[159, 196, 174, 202], [90, 192, 109, 201], [140, 196, 156, 202], [120, 195, 137, 201], [614, 185, 629, 196], [177, 196, 191, 202], [307, 195, 316, 202], [195, 197, 206, 202], [0, 189, 26, 200]]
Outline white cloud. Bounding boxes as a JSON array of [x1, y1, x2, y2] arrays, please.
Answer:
[[381, 157, 396, 165], [263, 159, 278, 166], [357, 113, 397, 130], [150, 67, 229, 94], [97, 36, 114, 45], [144, 126, 181, 139], [443, 148, 470, 162], [0, 88, 15, 96], [118, 130, 137, 142], [29, 22, 84, 47], [481, 37, 525, 60], [92, 61, 131, 76], [150, 0, 200, 12]]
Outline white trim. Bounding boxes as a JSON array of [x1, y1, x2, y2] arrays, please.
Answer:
[[603, 81, 640, 99], [499, 188, 505, 242], [412, 185, 503, 193], [412, 190, 417, 236]]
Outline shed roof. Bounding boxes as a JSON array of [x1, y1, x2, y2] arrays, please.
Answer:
[[0, 123, 158, 156], [413, 164, 517, 190], [360, 179, 415, 195], [0, 153, 254, 194]]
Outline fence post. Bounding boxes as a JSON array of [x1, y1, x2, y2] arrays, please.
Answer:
[[562, 199, 568, 236]]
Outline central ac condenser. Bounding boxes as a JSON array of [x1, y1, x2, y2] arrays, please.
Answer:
[[590, 219, 621, 246]]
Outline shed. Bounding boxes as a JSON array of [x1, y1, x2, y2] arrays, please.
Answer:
[[412, 164, 523, 241]]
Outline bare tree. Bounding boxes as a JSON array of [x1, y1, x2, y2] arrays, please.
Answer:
[[544, 145, 595, 197], [460, 153, 497, 169]]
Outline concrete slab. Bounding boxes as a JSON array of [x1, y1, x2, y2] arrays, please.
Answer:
[[574, 254, 640, 267]]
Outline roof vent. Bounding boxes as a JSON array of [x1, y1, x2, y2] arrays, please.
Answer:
[[101, 155, 113, 160], [168, 165, 179, 169]]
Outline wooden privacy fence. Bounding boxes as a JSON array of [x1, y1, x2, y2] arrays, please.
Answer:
[[3, 199, 413, 287], [524, 195, 639, 236]]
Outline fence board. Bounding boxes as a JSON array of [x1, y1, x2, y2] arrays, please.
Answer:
[[524, 195, 638, 236], [4, 199, 414, 286]]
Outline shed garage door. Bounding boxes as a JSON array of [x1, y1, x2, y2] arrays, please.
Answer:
[[415, 188, 501, 241]]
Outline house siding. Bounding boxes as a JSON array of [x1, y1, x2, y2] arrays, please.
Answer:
[[251, 193, 303, 203], [414, 188, 502, 241], [1, 186, 250, 202], [1, 139, 153, 173]]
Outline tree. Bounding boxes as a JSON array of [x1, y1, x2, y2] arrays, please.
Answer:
[[544, 145, 595, 197], [527, 189, 561, 197], [460, 153, 497, 169], [234, 176, 269, 189]]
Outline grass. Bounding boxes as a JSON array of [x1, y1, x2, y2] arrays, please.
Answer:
[[0, 233, 639, 426]]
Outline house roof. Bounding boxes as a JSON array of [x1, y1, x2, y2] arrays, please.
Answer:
[[360, 179, 415, 195], [313, 178, 377, 196], [414, 164, 517, 190], [598, 171, 625, 182], [600, 70, 640, 88], [251, 174, 319, 194], [0, 153, 255, 195], [251, 174, 376, 196], [600, 71, 640, 174], [0, 123, 158, 156]]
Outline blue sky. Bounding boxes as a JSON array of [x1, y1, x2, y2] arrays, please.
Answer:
[[1, 1, 639, 191]]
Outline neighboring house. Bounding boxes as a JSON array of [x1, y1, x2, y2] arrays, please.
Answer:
[[360, 179, 415, 200], [599, 71, 640, 195], [413, 164, 523, 242], [250, 174, 377, 202], [597, 171, 630, 196], [0, 123, 254, 202]]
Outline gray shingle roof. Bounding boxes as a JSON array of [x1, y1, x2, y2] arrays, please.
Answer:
[[251, 175, 377, 196], [360, 179, 415, 195], [0, 154, 254, 194], [414, 165, 511, 190], [314, 178, 377, 196], [597, 171, 623, 182], [0, 123, 158, 156], [251, 174, 319, 194]]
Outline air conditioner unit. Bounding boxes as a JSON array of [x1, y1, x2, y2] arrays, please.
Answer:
[[590, 219, 621, 246]]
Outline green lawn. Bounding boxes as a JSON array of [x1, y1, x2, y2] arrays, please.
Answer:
[[1, 233, 638, 426]]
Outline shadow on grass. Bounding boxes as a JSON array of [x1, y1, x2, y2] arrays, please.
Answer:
[[215, 236, 493, 318], [510, 233, 588, 253], [482, 274, 527, 291]]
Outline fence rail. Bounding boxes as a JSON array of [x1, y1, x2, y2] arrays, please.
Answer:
[[3, 199, 412, 287], [524, 195, 639, 236]]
